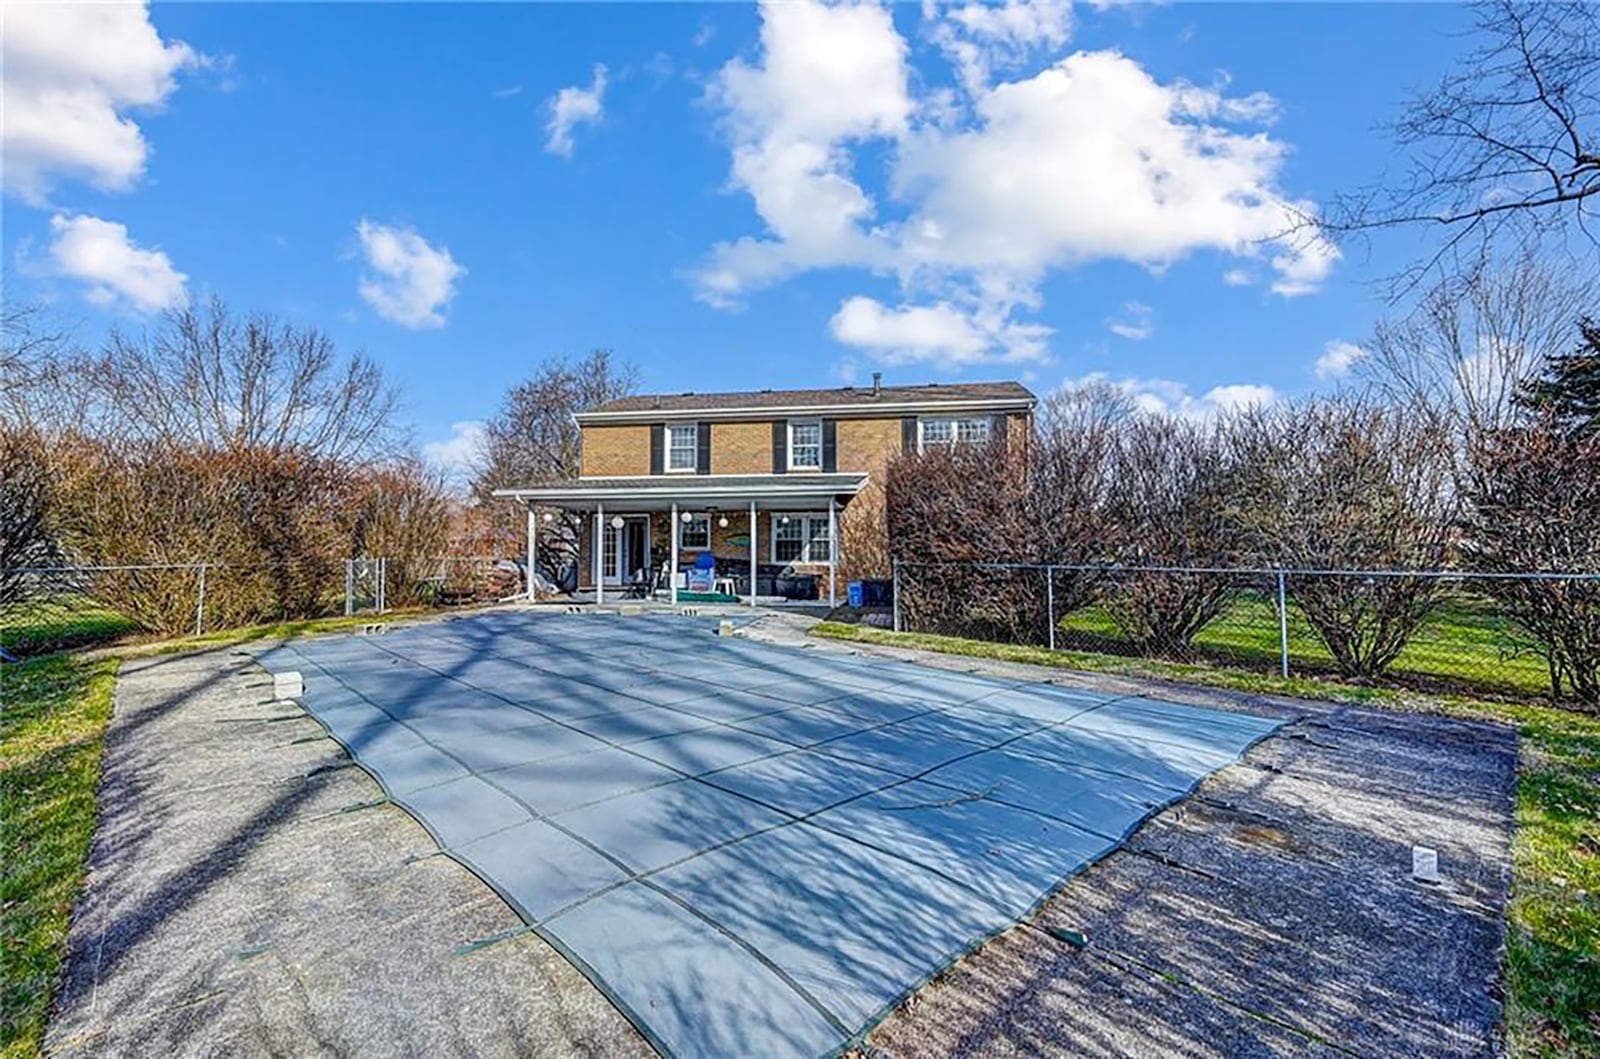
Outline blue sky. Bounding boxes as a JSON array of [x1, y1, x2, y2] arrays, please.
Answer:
[[2, 2, 1473, 470]]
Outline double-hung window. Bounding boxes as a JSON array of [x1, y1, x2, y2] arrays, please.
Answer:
[[788, 419, 822, 471], [771, 513, 832, 564], [666, 424, 698, 472], [679, 513, 710, 549], [918, 416, 991, 451]]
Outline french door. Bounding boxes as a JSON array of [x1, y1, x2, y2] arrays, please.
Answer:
[[602, 523, 624, 585], [602, 517, 650, 586]]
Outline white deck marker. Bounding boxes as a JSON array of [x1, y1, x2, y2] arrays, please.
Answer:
[[1412, 845, 1441, 884]]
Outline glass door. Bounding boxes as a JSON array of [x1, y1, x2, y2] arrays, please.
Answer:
[[602, 523, 624, 585]]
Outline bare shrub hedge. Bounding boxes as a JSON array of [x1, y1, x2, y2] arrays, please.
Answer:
[[885, 437, 1046, 644], [1226, 399, 1459, 677], [1098, 415, 1241, 656], [1465, 417, 1600, 703]]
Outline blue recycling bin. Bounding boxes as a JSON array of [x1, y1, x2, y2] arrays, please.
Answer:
[[848, 580, 865, 608]]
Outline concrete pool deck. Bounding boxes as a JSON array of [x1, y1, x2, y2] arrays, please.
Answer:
[[46, 607, 1515, 1058]]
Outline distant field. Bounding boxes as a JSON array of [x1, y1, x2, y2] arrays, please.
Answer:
[[1053, 592, 1551, 699]]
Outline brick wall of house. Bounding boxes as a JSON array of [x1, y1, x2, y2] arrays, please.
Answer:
[[577, 410, 1031, 480], [580, 425, 651, 476], [836, 417, 901, 477], [567, 408, 1032, 592], [709, 421, 770, 474]]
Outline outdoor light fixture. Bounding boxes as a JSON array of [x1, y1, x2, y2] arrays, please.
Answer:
[[681, 511, 694, 523], [718, 516, 729, 528], [611, 515, 625, 529], [779, 516, 790, 525], [542, 512, 553, 523]]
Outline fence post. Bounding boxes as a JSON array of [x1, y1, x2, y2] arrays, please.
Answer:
[[892, 558, 902, 633], [1045, 565, 1056, 652], [344, 559, 354, 617], [1276, 570, 1290, 679], [195, 563, 207, 637]]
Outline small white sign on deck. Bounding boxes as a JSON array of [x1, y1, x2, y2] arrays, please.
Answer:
[[273, 671, 304, 701], [1412, 845, 1441, 884]]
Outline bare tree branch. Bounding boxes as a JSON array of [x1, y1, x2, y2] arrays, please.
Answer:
[[83, 297, 402, 463], [1324, 1, 1600, 290]]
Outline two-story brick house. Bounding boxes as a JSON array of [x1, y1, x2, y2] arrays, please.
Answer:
[[494, 376, 1036, 605]]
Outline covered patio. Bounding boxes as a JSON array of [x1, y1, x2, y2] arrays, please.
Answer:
[[493, 474, 868, 608]]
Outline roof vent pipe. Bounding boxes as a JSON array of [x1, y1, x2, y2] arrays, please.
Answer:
[[872, 371, 882, 396]]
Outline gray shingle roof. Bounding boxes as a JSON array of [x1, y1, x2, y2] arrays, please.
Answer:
[[498, 473, 865, 493], [592, 380, 1034, 414], [491, 473, 869, 504]]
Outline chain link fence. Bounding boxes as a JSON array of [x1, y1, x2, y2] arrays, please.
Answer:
[[890, 560, 1600, 705], [0, 565, 208, 656], [344, 557, 387, 616], [1, 556, 528, 658]]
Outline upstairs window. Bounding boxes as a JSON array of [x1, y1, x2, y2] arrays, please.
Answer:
[[788, 419, 822, 470], [919, 416, 991, 451], [666, 424, 698, 472]]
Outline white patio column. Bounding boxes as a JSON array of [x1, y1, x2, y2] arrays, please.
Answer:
[[749, 500, 759, 608], [526, 501, 538, 601], [828, 497, 837, 608], [669, 501, 680, 606], [594, 502, 604, 606]]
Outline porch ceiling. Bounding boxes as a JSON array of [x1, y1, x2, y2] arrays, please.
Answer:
[[492, 473, 867, 511]]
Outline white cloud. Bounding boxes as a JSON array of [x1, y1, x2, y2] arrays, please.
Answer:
[[355, 220, 465, 329], [697, 0, 911, 306], [1061, 371, 1277, 420], [925, 0, 1073, 96], [696, 3, 1337, 366], [1106, 300, 1153, 340], [1269, 226, 1338, 296], [1313, 339, 1367, 380], [47, 213, 188, 313], [830, 295, 1051, 365], [492, 84, 525, 99], [545, 64, 608, 158], [422, 420, 486, 484], [1203, 382, 1279, 413], [892, 51, 1336, 298], [2, 2, 198, 202], [1222, 268, 1253, 286]]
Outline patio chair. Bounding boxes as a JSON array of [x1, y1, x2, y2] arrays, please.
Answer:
[[622, 567, 651, 599]]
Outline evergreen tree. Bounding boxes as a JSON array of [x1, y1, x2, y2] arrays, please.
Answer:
[[1517, 317, 1600, 436]]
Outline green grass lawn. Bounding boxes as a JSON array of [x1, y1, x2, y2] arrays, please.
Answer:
[[1052, 592, 1553, 699], [0, 599, 140, 657], [0, 606, 436, 1059], [813, 621, 1600, 1058], [0, 654, 118, 1059]]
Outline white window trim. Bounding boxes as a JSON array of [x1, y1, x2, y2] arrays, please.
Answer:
[[679, 513, 710, 549], [769, 511, 832, 564], [665, 424, 699, 474], [787, 418, 822, 472], [917, 415, 991, 453]]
